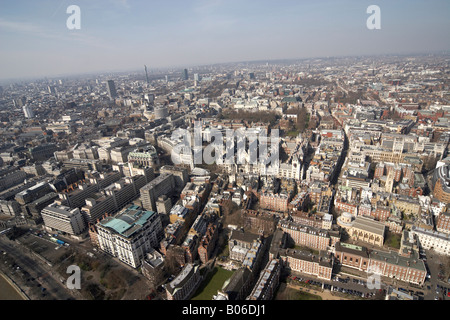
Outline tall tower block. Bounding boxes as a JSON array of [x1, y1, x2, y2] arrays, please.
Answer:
[[144, 65, 149, 85]]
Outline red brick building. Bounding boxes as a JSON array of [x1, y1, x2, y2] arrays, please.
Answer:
[[358, 203, 372, 217], [371, 205, 390, 222], [434, 179, 450, 204], [335, 199, 358, 216], [374, 163, 385, 180], [279, 248, 333, 281], [280, 220, 330, 251], [243, 210, 277, 235], [437, 211, 450, 234], [290, 211, 322, 229], [198, 222, 219, 264], [335, 242, 370, 271], [259, 193, 289, 213], [334, 242, 427, 285]]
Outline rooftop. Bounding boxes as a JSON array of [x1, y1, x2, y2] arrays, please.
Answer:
[[99, 205, 156, 238], [352, 216, 386, 236], [370, 249, 426, 272]]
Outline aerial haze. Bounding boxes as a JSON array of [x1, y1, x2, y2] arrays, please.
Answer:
[[0, 0, 449, 80]]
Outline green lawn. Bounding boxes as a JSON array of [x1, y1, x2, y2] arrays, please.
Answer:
[[191, 267, 234, 300], [286, 130, 300, 137], [276, 285, 322, 300], [294, 245, 319, 255], [295, 291, 322, 300], [385, 232, 402, 249]]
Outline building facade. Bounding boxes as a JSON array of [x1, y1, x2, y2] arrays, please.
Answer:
[[96, 205, 163, 268], [280, 220, 331, 251], [279, 248, 333, 281], [247, 258, 281, 300], [165, 263, 202, 300], [411, 226, 450, 256], [349, 216, 386, 247], [259, 193, 289, 213], [41, 202, 86, 236], [140, 173, 176, 212], [436, 211, 450, 234]]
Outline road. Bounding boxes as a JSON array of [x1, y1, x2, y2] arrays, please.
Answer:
[[0, 237, 79, 300], [422, 249, 450, 301], [288, 271, 384, 300], [288, 248, 450, 301]]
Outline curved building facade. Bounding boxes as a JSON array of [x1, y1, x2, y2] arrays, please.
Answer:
[[432, 165, 450, 204]]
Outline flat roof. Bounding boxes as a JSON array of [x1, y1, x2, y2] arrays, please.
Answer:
[[335, 242, 369, 258]]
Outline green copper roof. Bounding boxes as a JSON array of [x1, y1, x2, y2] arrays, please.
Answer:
[[102, 219, 131, 234], [100, 205, 156, 237]]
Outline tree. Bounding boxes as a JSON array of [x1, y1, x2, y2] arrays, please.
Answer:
[[164, 246, 184, 276], [422, 155, 438, 172], [222, 200, 239, 216], [225, 209, 244, 228], [295, 107, 309, 133], [148, 266, 165, 290]]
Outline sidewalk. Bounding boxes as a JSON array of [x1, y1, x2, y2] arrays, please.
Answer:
[[338, 265, 425, 293], [288, 282, 349, 300]]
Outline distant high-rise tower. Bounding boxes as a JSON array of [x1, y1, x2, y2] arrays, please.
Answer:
[[183, 69, 188, 80], [106, 80, 117, 99], [13, 96, 26, 108], [48, 85, 56, 94], [194, 73, 199, 82], [145, 93, 155, 104], [23, 105, 34, 119], [144, 65, 150, 85]]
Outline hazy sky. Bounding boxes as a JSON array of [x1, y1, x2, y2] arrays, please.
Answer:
[[0, 0, 449, 80]]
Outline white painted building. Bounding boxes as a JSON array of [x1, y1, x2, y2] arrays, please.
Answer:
[[41, 202, 86, 236], [411, 226, 450, 256], [96, 205, 163, 268]]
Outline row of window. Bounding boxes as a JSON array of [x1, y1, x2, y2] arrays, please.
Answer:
[[338, 254, 425, 277]]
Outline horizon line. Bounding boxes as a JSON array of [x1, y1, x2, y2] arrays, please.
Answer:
[[1, 50, 449, 85]]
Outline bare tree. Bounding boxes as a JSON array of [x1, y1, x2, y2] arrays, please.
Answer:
[[164, 246, 184, 276]]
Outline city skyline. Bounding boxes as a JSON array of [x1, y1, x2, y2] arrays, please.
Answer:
[[0, 49, 449, 302], [1, 0, 449, 81]]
